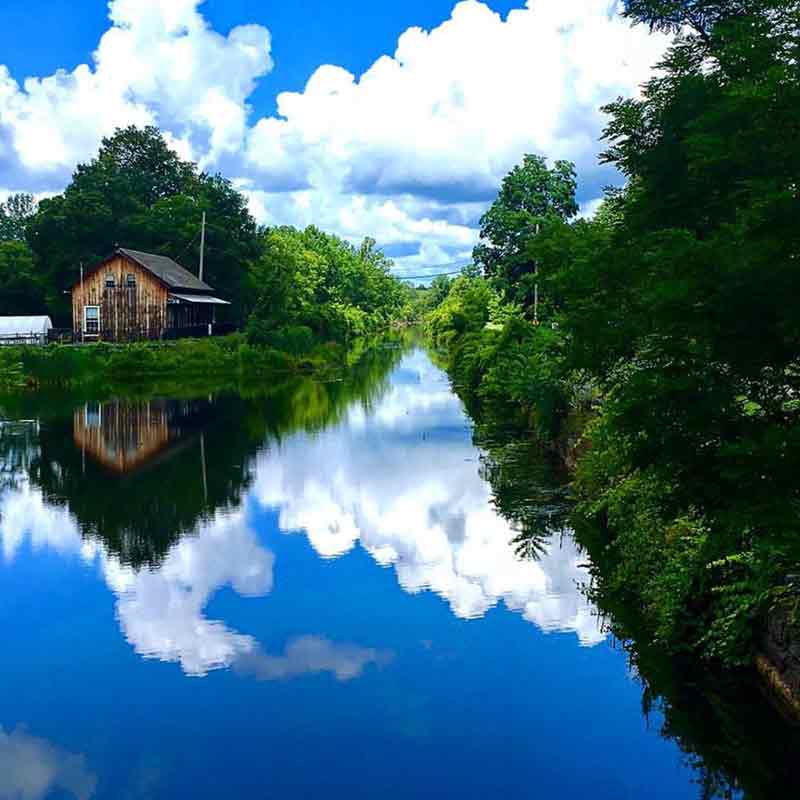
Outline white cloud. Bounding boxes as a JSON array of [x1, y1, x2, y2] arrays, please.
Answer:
[[0, 0, 272, 186], [0, 726, 97, 800], [247, 1, 664, 199], [234, 0, 667, 270], [0, 0, 667, 270]]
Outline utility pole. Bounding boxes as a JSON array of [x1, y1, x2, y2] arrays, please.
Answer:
[[199, 211, 206, 283], [533, 223, 540, 326], [80, 261, 85, 344]]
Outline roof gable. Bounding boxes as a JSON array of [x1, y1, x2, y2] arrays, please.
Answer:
[[118, 248, 215, 292], [73, 248, 216, 293]]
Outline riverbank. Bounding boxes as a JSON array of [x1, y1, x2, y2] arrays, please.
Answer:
[[426, 312, 800, 720], [0, 331, 402, 391]]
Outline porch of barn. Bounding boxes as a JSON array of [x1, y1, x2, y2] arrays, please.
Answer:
[[165, 293, 232, 339]]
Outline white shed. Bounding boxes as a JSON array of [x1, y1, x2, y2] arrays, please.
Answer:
[[0, 316, 53, 345]]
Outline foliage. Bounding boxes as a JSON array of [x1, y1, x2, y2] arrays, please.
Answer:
[[0, 240, 47, 315], [425, 0, 800, 671], [0, 333, 366, 389], [0, 193, 36, 242], [473, 155, 578, 307], [553, 0, 800, 665], [245, 226, 406, 343]]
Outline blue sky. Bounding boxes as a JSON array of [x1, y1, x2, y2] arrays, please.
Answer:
[[0, 0, 669, 275]]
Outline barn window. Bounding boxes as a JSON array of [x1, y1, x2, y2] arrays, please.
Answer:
[[105, 274, 116, 288], [126, 273, 136, 288], [84, 402, 101, 428], [84, 305, 100, 334]]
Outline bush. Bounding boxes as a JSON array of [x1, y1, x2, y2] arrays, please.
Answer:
[[266, 325, 316, 356]]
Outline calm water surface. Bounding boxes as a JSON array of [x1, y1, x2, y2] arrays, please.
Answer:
[[0, 346, 787, 798]]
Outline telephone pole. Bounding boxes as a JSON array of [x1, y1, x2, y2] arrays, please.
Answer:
[[533, 223, 540, 326], [199, 212, 206, 283]]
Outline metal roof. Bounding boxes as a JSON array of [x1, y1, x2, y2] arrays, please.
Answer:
[[0, 316, 53, 335], [169, 293, 231, 305], [117, 248, 215, 292]]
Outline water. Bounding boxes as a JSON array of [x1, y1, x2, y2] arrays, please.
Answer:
[[0, 346, 795, 799]]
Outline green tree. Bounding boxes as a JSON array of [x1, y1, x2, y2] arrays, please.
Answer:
[[473, 155, 578, 307], [0, 241, 46, 315], [547, 0, 800, 663], [246, 226, 405, 344], [0, 193, 36, 242]]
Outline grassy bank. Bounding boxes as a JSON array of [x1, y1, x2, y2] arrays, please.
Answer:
[[0, 332, 396, 392]]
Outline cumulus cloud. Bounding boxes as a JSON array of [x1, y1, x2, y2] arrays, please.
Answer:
[[239, 0, 668, 272], [0, 0, 667, 272], [247, 1, 664, 201], [0, 0, 272, 188], [0, 726, 97, 800]]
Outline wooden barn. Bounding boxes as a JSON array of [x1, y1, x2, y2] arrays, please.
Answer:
[[71, 248, 230, 342]]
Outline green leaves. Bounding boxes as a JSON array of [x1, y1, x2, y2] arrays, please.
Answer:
[[0, 240, 46, 316], [0, 193, 36, 242], [246, 226, 405, 344], [473, 154, 578, 306], [430, 1, 800, 672]]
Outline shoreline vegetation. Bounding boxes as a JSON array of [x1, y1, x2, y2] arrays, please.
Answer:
[[418, 0, 800, 717], [456, 394, 800, 797], [0, 329, 412, 393]]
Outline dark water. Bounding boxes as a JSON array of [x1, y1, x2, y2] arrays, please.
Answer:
[[0, 345, 796, 799]]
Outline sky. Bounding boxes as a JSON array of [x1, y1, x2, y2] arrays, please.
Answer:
[[0, 0, 669, 276]]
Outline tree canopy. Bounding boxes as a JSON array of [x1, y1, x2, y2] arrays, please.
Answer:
[[473, 155, 578, 308], [246, 226, 407, 346]]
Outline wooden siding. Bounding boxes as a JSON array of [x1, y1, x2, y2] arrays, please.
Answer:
[[72, 256, 168, 341]]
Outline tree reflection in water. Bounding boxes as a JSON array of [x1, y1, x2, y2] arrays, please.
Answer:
[[468, 397, 800, 800], [6, 340, 406, 569]]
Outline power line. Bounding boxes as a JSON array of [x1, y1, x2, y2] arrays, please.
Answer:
[[397, 270, 466, 281], [389, 259, 472, 275]]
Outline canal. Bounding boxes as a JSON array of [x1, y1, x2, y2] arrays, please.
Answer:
[[0, 344, 796, 798]]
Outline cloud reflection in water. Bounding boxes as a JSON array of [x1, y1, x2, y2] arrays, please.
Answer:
[[0, 726, 97, 800], [255, 351, 604, 646], [0, 351, 603, 683]]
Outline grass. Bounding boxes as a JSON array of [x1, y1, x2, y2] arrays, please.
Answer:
[[0, 333, 359, 391]]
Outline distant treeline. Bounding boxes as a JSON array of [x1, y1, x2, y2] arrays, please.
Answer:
[[0, 126, 411, 342], [424, 0, 800, 678]]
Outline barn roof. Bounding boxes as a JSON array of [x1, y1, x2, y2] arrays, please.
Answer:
[[117, 248, 215, 292]]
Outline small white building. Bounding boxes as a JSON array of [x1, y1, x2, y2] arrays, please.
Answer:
[[0, 316, 53, 346]]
